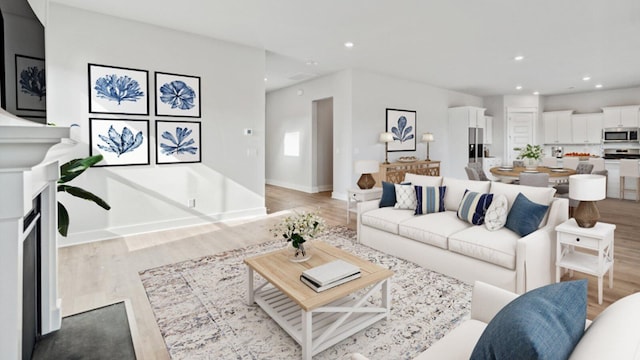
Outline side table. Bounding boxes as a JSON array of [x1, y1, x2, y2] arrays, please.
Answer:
[[555, 218, 616, 304], [346, 188, 382, 224]]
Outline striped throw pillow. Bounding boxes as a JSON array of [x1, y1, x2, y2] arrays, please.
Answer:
[[414, 186, 446, 215], [457, 190, 494, 225]]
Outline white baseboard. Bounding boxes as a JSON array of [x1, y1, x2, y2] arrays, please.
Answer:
[[266, 179, 314, 193], [59, 207, 267, 247]]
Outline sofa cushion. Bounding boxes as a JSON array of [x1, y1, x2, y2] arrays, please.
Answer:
[[404, 173, 442, 187], [489, 181, 555, 210], [415, 185, 446, 215], [414, 319, 487, 360], [394, 183, 417, 210], [442, 177, 491, 211], [361, 207, 415, 235], [485, 194, 508, 231], [399, 211, 471, 249], [569, 292, 640, 359], [448, 226, 520, 269], [457, 190, 493, 225], [505, 193, 549, 237], [470, 280, 587, 360]]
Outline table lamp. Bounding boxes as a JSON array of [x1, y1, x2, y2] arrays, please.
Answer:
[[354, 160, 379, 189], [421, 133, 434, 161], [569, 174, 607, 228], [379, 132, 394, 164]]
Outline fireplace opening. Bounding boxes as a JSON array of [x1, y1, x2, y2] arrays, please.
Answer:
[[22, 194, 42, 360]]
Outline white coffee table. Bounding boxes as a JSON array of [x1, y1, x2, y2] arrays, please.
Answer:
[[244, 241, 393, 359]]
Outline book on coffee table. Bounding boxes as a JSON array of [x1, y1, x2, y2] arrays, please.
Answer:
[[302, 259, 361, 286], [300, 272, 362, 292]]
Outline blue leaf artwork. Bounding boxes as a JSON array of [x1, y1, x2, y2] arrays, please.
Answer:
[[391, 116, 414, 143], [97, 125, 144, 157], [160, 127, 198, 155], [94, 74, 144, 105], [159, 81, 196, 110], [19, 66, 46, 100]]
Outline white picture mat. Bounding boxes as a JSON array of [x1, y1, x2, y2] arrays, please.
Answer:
[[16, 55, 46, 111], [386, 109, 417, 152], [156, 121, 201, 164], [90, 118, 149, 166], [155, 72, 201, 117], [89, 64, 149, 115]]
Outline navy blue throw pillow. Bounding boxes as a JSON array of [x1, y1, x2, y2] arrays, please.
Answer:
[[379, 181, 410, 208], [505, 193, 549, 236], [470, 280, 588, 360]]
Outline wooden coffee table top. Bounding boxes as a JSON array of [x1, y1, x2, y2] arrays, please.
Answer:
[[244, 241, 393, 311]]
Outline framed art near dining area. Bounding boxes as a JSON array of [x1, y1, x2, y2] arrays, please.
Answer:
[[156, 120, 201, 164], [155, 72, 201, 118], [15, 54, 46, 111], [88, 63, 149, 115], [386, 108, 416, 152], [89, 118, 150, 167]]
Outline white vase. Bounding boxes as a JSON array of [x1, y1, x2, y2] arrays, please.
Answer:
[[524, 158, 539, 170]]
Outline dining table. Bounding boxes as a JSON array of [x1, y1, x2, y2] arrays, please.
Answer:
[[489, 166, 577, 184]]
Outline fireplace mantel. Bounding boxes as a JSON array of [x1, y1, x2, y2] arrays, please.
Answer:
[[0, 108, 70, 359]]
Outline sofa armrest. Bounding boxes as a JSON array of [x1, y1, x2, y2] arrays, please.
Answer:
[[470, 281, 518, 323], [356, 200, 380, 242]]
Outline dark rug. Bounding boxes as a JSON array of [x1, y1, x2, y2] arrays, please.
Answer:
[[32, 301, 136, 360]]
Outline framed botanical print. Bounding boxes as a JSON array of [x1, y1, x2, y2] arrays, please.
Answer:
[[89, 118, 150, 167], [386, 108, 416, 152], [155, 72, 201, 118], [15, 54, 46, 111], [155, 120, 201, 164], [88, 63, 149, 115]]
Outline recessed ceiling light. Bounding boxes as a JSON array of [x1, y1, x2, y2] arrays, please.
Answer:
[[595, 84, 603, 88], [344, 42, 354, 48], [582, 76, 591, 81], [533, 91, 540, 95], [305, 60, 318, 66], [264, 77, 268, 82], [514, 55, 524, 61], [515, 85, 523, 90]]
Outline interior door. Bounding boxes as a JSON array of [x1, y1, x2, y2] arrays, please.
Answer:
[[507, 111, 536, 164]]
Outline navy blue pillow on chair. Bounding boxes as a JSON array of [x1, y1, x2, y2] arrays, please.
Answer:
[[470, 279, 588, 360], [505, 193, 549, 236]]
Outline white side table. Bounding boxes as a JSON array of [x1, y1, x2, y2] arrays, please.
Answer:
[[346, 188, 383, 224], [555, 219, 616, 304]]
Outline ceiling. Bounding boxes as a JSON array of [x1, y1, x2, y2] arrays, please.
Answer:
[[41, 0, 640, 96]]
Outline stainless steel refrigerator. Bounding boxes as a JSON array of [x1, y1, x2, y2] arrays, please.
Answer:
[[468, 127, 484, 164]]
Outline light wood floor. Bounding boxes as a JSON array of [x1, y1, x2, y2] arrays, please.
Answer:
[[57, 185, 639, 359]]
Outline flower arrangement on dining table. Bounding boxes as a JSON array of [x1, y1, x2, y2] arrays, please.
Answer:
[[514, 144, 544, 161], [270, 210, 325, 258]]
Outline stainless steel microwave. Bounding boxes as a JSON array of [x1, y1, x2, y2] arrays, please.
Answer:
[[602, 127, 639, 143]]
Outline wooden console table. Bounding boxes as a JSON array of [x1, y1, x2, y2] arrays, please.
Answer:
[[373, 160, 440, 185]]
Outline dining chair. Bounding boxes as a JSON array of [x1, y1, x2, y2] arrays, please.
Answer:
[[562, 157, 580, 170], [467, 162, 489, 181], [541, 157, 558, 167], [513, 160, 525, 168], [620, 159, 640, 201], [465, 167, 481, 181], [588, 157, 606, 172], [519, 172, 550, 187]]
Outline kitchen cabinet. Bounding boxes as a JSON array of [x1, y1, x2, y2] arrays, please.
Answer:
[[448, 106, 486, 179], [485, 116, 493, 144], [543, 110, 573, 144], [602, 106, 640, 128], [572, 113, 603, 144]]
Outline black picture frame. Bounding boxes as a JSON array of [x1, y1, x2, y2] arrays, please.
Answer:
[[386, 108, 417, 152], [15, 54, 46, 112], [155, 120, 202, 164], [89, 118, 150, 167], [154, 71, 201, 118], [88, 63, 149, 115]]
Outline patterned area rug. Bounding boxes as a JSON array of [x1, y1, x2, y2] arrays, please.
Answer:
[[139, 227, 472, 359]]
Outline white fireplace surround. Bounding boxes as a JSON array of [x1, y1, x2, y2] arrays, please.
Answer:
[[0, 108, 70, 359]]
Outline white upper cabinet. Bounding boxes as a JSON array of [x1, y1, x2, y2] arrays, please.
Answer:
[[462, 107, 486, 128], [571, 113, 603, 144], [602, 106, 640, 128], [543, 110, 573, 144], [485, 116, 493, 144]]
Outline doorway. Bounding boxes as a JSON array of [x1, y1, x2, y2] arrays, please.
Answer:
[[506, 108, 537, 164], [312, 97, 333, 192]]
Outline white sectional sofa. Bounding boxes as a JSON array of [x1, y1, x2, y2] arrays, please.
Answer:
[[357, 175, 569, 294]]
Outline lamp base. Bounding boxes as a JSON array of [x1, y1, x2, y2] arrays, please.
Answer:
[[357, 173, 376, 189], [574, 200, 600, 228]]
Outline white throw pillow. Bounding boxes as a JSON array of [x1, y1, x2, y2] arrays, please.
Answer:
[[485, 194, 508, 231], [394, 183, 417, 210]]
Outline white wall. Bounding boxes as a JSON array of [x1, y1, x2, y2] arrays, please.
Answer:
[[543, 86, 640, 113], [46, 4, 266, 246], [483, 95, 504, 157]]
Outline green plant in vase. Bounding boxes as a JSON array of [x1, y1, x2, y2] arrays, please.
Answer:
[[514, 144, 544, 168], [270, 210, 325, 262]]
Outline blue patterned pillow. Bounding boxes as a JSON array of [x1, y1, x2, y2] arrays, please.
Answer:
[[457, 190, 494, 225], [505, 193, 549, 236], [414, 186, 446, 215], [470, 280, 587, 360]]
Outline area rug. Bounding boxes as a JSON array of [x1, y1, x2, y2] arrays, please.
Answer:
[[140, 227, 472, 359]]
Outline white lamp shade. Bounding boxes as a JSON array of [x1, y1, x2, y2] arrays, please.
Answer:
[[421, 133, 434, 142], [379, 132, 394, 143], [569, 174, 606, 201], [354, 160, 379, 174]]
